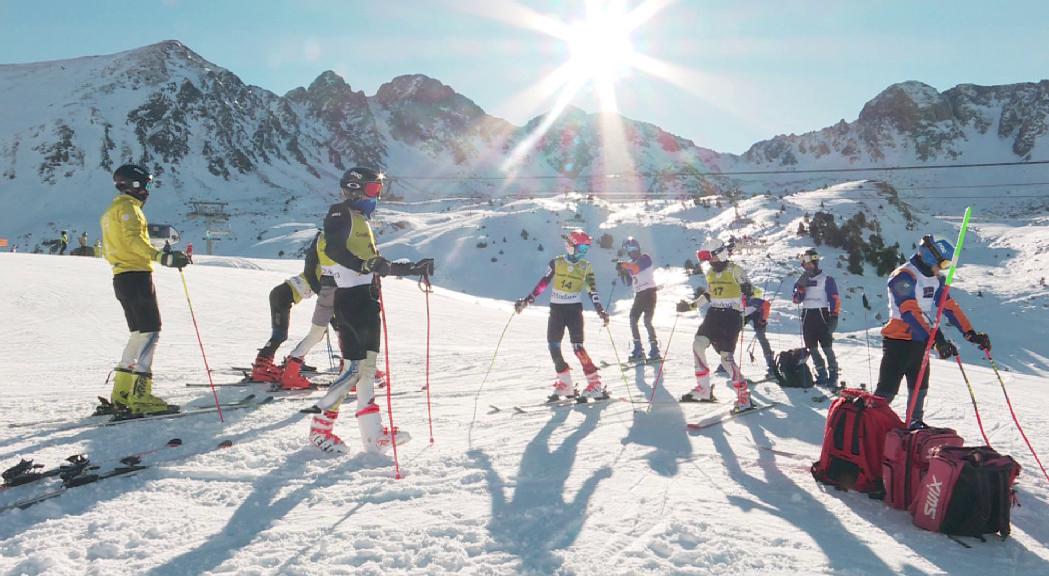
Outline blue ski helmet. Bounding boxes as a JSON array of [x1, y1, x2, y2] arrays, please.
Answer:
[[621, 236, 641, 258], [917, 235, 955, 271]]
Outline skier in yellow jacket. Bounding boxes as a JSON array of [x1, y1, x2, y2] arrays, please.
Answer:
[[99, 164, 189, 417]]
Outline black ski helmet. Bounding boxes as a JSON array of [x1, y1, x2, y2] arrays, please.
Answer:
[[339, 166, 384, 200], [113, 164, 153, 203]]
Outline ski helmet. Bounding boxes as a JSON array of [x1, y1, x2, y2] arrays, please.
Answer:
[[113, 164, 153, 203], [696, 238, 726, 262], [339, 166, 384, 217], [621, 236, 641, 258], [799, 248, 821, 265], [917, 235, 954, 271], [565, 229, 592, 261]]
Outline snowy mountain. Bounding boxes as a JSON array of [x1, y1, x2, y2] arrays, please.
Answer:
[[1, 252, 1047, 575]]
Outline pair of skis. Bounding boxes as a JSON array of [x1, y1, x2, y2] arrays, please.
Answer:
[[0, 437, 233, 513]]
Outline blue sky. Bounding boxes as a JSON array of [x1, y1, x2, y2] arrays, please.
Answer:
[[2, 0, 1047, 153]]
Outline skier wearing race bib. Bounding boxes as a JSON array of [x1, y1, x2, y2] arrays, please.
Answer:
[[792, 248, 841, 388], [875, 235, 991, 425], [676, 238, 754, 412], [615, 236, 660, 363], [99, 164, 190, 417], [515, 229, 610, 401], [305, 167, 434, 454]]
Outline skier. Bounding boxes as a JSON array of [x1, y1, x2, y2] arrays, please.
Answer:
[[514, 229, 610, 401], [615, 236, 660, 363], [744, 287, 777, 380], [78, 232, 88, 249], [676, 238, 754, 412], [791, 248, 841, 387], [306, 167, 433, 454], [98, 164, 188, 416], [249, 271, 316, 383], [874, 235, 991, 425], [58, 230, 69, 255], [279, 231, 337, 390]]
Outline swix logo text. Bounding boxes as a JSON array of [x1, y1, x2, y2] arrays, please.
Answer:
[[923, 475, 942, 518]]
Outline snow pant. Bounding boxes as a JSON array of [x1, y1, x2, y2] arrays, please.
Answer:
[[802, 307, 837, 377], [315, 284, 381, 414], [113, 271, 161, 373], [547, 303, 597, 374], [697, 307, 742, 355], [259, 282, 294, 358], [875, 337, 930, 425], [629, 287, 658, 343], [58, 241, 67, 255], [747, 313, 775, 371]]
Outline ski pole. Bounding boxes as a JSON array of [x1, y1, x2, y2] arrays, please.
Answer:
[[603, 325, 638, 408], [324, 328, 335, 372], [646, 312, 680, 412], [862, 290, 873, 387], [376, 281, 402, 480], [985, 350, 1049, 484], [954, 355, 991, 448], [422, 272, 434, 444], [468, 310, 516, 448], [179, 245, 223, 422]]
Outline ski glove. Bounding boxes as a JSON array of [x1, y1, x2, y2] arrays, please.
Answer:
[[156, 250, 190, 269], [964, 330, 991, 351], [411, 258, 435, 277], [514, 295, 534, 313], [366, 257, 413, 277], [826, 314, 838, 333], [934, 339, 959, 359], [676, 299, 694, 313], [598, 310, 610, 326]]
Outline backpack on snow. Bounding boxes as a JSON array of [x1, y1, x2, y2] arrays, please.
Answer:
[[811, 388, 903, 494], [911, 446, 1021, 539], [775, 348, 814, 388], [882, 426, 964, 510]]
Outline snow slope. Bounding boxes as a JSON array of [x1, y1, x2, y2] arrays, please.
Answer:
[[1, 253, 1047, 575]]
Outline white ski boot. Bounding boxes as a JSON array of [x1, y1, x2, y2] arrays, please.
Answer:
[[356, 403, 410, 454]]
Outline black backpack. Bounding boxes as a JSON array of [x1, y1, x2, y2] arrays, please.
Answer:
[[776, 348, 814, 388]]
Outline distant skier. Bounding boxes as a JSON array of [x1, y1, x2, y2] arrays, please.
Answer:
[[744, 287, 777, 380], [249, 272, 316, 383], [279, 231, 338, 390], [78, 232, 88, 249], [676, 238, 754, 412], [792, 248, 841, 387], [874, 235, 991, 425], [306, 167, 434, 454], [515, 229, 610, 401], [58, 230, 68, 255], [615, 236, 660, 363], [99, 164, 189, 416]]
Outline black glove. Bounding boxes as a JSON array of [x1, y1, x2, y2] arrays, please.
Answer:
[[964, 330, 991, 351], [934, 339, 959, 359], [676, 299, 693, 313], [514, 295, 534, 313], [754, 317, 768, 330], [157, 251, 190, 269], [411, 257, 435, 277], [366, 256, 391, 276], [827, 314, 839, 333], [597, 309, 610, 326]]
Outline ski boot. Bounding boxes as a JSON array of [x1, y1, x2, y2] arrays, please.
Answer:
[[681, 371, 716, 403], [627, 340, 645, 364], [647, 341, 662, 363], [714, 364, 728, 377], [814, 367, 830, 388], [356, 403, 410, 454], [828, 368, 840, 390], [95, 368, 134, 416], [125, 373, 179, 417], [250, 353, 283, 383], [549, 368, 576, 401], [731, 380, 753, 414], [375, 368, 388, 388], [579, 371, 608, 401], [309, 409, 347, 454], [280, 356, 313, 390]]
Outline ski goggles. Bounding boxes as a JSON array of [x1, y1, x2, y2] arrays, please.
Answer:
[[343, 180, 384, 198], [798, 252, 820, 264], [696, 246, 726, 262], [921, 235, 952, 270], [566, 241, 590, 256]]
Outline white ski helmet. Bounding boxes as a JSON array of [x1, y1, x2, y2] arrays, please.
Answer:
[[696, 238, 727, 262]]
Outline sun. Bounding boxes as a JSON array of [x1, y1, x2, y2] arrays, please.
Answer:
[[565, 5, 636, 96]]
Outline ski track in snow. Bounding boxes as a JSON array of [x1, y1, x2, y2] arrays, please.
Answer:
[[1, 253, 1048, 575]]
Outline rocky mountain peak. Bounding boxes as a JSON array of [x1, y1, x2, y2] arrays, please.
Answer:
[[857, 81, 953, 133]]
